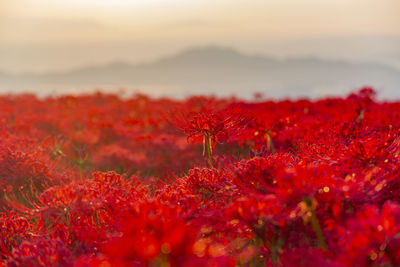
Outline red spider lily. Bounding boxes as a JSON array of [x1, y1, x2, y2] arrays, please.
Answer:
[[2, 88, 400, 266], [173, 107, 245, 168], [338, 202, 400, 266], [4, 239, 72, 266], [98, 201, 235, 266], [0, 212, 30, 258]]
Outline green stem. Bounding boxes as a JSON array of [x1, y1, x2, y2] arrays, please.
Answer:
[[304, 197, 328, 250], [270, 233, 280, 264], [356, 109, 365, 123], [204, 134, 214, 168], [266, 131, 275, 154]]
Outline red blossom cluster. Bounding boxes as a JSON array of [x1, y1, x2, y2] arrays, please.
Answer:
[[1, 88, 400, 266]]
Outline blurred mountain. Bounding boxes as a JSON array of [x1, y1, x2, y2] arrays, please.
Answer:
[[1, 46, 400, 99]]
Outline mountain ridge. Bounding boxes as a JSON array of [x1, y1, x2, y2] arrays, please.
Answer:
[[1, 46, 400, 99]]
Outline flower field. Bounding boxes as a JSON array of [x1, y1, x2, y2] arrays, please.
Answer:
[[1, 88, 400, 266]]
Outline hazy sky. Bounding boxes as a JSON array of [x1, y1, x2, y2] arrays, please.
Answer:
[[1, 0, 400, 73]]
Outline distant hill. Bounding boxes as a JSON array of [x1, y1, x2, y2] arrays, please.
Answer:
[[1, 46, 400, 98]]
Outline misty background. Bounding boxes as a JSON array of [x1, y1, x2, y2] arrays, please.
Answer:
[[0, 0, 399, 99]]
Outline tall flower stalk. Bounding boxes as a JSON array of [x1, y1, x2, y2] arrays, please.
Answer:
[[304, 196, 328, 250], [203, 132, 214, 168], [174, 108, 244, 168]]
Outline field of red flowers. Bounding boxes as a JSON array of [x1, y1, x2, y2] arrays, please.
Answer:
[[1, 88, 400, 266]]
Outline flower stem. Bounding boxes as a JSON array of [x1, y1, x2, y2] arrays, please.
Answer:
[[304, 197, 328, 250], [204, 134, 214, 168], [266, 131, 275, 154]]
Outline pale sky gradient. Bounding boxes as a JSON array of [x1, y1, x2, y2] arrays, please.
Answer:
[[1, 0, 400, 73]]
